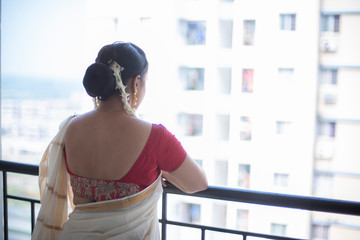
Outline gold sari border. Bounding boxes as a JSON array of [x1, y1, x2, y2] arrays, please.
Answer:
[[50, 140, 64, 147], [37, 218, 63, 231], [75, 175, 161, 212], [46, 184, 67, 199]]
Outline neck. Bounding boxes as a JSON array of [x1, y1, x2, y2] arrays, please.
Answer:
[[96, 95, 127, 113]]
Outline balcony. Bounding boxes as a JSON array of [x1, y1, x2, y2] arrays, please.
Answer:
[[1, 160, 360, 240]]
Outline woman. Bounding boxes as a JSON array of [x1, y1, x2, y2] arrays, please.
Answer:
[[31, 42, 208, 240]]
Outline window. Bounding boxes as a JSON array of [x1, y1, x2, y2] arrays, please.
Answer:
[[242, 69, 254, 93], [280, 14, 296, 31], [320, 69, 337, 85], [276, 121, 292, 135], [318, 122, 336, 138], [179, 20, 206, 45], [219, 19, 233, 48], [178, 113, 203, 136], [179, 67, 205, 90], [217, 67, 232, 94], [215, 114, 230, 140], [311, 224, 330, 240], [243, 20, 255, 45], [238, 164, 250, 188], [321, 15, 340, 32], [182, 203, 201, 223], [240, 116, 252, 141], [274, 173, 289, 187], [212, 203, 227, 228], [271, 223, 287, 236], [214, 160, 228, 186], [323, 93, 337, 105], [278, 68, 294, 82], [236, 209, 249, 230], [314, 173, 333, 197]]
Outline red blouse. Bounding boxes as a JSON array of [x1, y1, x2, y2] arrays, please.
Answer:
[[65, 124, 186, 201]]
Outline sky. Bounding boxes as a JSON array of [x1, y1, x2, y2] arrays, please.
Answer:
[[2, 0, 88, 81]]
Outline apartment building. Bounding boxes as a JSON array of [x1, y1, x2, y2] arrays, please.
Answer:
[[313, 0, 360, 239], [164, 0, 317, 239], [57, 0, 360, 239], [147, 0, 360, 239]]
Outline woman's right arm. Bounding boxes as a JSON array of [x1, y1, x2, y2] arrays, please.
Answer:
[[162, 154, 208, 194]]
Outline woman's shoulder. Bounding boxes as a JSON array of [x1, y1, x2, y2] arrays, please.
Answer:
[[64, 111, 97, 138], [149, 123, 180, 141], [67, 111, 94, 124]]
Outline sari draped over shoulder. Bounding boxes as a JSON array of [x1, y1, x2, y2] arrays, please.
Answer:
[[32, 115, 76, 240], [31, 115, 163, 240]]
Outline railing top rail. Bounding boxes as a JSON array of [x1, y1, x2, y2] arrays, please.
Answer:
[[1, 159, 360, 216], [0, 160, 38, 176], [164, 183, 360, 216]]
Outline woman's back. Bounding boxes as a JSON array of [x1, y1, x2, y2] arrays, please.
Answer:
[[64, 109, 152, 182]]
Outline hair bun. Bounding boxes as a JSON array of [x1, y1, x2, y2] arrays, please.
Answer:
[[83, 63, 116, 99]]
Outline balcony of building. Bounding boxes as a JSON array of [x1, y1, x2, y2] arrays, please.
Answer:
[[1, 160, 360, 240]]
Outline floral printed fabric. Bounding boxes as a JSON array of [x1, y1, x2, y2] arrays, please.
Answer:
[[70, 175, 141, 201]]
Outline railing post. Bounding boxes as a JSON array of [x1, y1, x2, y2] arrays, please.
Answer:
[[31, 202, 36, 233], [3, 171, 8, 240], [201, 228, 205, 240], [161, 190, 167, 240]]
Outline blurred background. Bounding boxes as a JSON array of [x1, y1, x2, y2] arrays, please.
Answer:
[[1, 0, 360, 239]]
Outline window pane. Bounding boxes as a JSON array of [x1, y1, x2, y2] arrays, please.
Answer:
[[276, 121, 292, 135], [242, 69, 254, 93], [179, 67, 205, 90], [180, 203, 201, 224], [180, 20, 206, 45], [318, 122, 336, 138], [314, 173, 333, 197], [334, 15, 340, 32], [321, 15, 340, 32], [280, 14, 296, 31], [271, 223, 287, 236], [236, 209, 249, 230], [212, 203, 227, 228], [311, 224, 330, 239], [240, 116, 252, 141], [274, 173, 289, 187], [216, 114, 230, 140], [243, 20, 256, 45], [219, 19, 233, 48], [217, 67, 232, 94], [238, 164, 250, 188], [214, 160, 228, 186], [178, 113, 203, 136], [320, 69, 337, 85]]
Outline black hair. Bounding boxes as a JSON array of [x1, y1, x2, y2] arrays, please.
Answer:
[[83, 42, 148, 100]]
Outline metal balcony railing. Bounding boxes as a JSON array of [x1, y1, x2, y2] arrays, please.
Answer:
[[1, 159, 360, 240]]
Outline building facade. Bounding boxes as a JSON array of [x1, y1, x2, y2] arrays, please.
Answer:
[[313, 0, 360, 239]]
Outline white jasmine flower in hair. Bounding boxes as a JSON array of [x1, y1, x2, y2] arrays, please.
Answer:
[[109, 61, 136, 117]]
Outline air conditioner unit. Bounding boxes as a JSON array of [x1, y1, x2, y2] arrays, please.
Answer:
[[323, 93, 337, 104], [319, 85, 337, 104], [319, 38, 337, 52]]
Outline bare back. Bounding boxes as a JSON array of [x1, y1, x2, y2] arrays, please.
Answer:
[[64, 110, 152, 181]]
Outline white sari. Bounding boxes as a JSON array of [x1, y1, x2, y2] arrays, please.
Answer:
[[58, 176, 162, 240], [31, 116, 162, 240]]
